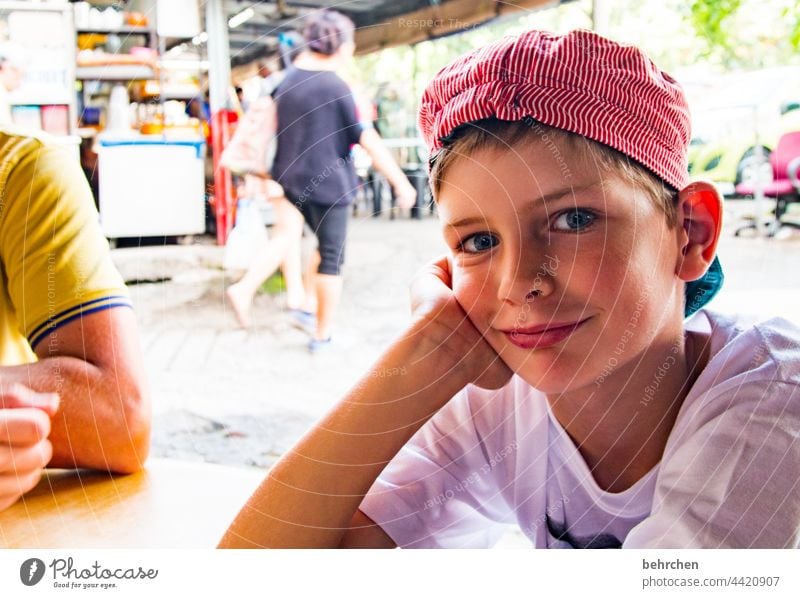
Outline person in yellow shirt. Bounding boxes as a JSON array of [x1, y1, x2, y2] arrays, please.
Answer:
[[0, 128, 150, 511]]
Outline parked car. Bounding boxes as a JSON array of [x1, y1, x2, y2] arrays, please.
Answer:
[[689, 106, 800, 195]]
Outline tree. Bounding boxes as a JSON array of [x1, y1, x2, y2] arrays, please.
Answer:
[[352, 0, 800, 135], [687, 0, 800, 68], [689, 0, 743, 55]]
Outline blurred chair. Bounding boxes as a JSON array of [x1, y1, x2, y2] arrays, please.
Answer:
[[364, 138, 433, 219], [734, 131, 800, 237]]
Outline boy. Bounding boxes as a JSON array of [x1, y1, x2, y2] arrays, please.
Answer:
[[220, 29, 800, 548]]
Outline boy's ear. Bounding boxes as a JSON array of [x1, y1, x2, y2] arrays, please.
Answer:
[[675, 181, 723, 282]]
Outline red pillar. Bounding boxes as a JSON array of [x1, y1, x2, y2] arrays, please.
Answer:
[[210, 109, 237, 245]]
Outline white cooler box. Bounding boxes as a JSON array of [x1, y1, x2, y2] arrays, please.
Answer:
[[98, 137, 206, 238]]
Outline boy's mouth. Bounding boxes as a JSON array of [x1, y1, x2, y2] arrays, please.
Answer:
[[501, 317, 591, 350]]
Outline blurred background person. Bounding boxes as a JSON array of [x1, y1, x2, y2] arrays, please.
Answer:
[[226, 31, 308, 326], [0, 43, 26, 125], [227, 10, 416, 351]]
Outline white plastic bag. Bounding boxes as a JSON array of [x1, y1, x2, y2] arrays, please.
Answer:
[[223, 198, 268, 271]]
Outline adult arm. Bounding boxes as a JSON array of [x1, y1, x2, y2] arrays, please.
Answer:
[[0, 139, 150, 474], [337, 81, 416, 209], [0, 307, 150, 473], [219, 258, 511, 548], [358, 127, 417, 209]]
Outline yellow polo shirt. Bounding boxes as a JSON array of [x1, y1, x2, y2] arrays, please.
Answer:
[[0, 128, 130, 365]]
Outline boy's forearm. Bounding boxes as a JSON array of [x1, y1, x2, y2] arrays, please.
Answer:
[[0, 358, 150, 474], [219, 321, 472, 548]]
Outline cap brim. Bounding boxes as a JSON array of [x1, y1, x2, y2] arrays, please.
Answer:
[[685, 255, 723, 317]]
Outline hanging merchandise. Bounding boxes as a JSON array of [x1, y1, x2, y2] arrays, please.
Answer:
[[156, 0, 201, 39], [105, 84, 131, 133]]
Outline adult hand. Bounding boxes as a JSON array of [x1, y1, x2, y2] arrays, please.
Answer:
[[0, 384, 59, 512], [410, 256, 513, 390], [265, 178, 285, 200], [393, 179, 417, 210]]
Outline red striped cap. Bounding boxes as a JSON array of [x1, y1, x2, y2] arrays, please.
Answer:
[[419, 29, 691, 190]]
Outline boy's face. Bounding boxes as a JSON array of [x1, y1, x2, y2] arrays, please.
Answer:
[[437, 137, 686, 394]]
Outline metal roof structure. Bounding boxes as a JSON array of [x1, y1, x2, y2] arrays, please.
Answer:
[[220, 0, 564, 65]]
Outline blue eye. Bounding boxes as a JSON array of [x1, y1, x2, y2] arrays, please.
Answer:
[[461, 232, 498, 253], [553, 209, 596, 232]]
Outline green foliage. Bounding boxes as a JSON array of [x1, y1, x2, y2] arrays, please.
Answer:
[[351, 0, 800, 129], [687, 0, 800, 67], [783, 1, 800, 49], [260, 272, 285, 295], [351, 1, 593, 136], [689, 0, 742, 55]]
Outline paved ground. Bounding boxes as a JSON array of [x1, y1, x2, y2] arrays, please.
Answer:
[[113, 200, 800, 470], [118, 211, 448, 469]]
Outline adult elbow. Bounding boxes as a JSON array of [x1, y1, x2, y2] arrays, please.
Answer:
[[359, 127, 380, 151], [108, 383, 152, 474]]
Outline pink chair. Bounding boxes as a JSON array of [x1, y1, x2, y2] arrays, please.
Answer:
[[735, 131, 800, 236]]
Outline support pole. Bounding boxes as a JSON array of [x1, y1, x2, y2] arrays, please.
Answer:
[[206, 0, 235, 245], [591, 0, 611, 35]]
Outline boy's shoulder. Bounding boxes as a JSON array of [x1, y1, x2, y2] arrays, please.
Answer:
[[697, 309, 800, 387], [671, 309, 800, 443], [656, 310, 800, 484]]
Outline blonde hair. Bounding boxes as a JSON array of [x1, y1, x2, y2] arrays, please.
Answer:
[[429, 118, 679, 228]]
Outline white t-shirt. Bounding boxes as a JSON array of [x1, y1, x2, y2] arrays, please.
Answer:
[[360, 310, 800, 548]]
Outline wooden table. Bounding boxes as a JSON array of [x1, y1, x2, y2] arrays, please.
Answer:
[[0, 458, 264, 548]]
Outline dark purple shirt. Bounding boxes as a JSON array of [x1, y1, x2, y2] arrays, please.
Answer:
[[272, 67, 363, 207]]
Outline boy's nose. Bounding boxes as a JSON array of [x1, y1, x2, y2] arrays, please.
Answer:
[[494, 251, 557, 305]]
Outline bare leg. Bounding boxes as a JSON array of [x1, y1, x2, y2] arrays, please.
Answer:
[[280, 255, 305, 310], [273, 200, 306, 310], [314, 273, 343, 341], [226, 197, 304, 327], [302, 250, 321, 314]]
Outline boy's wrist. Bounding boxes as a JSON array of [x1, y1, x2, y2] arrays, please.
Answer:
[[399, 317, 477, 391], [405, 302, 514, 392]]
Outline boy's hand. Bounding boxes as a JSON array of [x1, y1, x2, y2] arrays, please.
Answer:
[[410, 256, 513, 390], [0, 383, 59, 512]]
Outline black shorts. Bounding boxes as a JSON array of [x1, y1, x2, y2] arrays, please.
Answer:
[[294, 200, 349, 276]]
